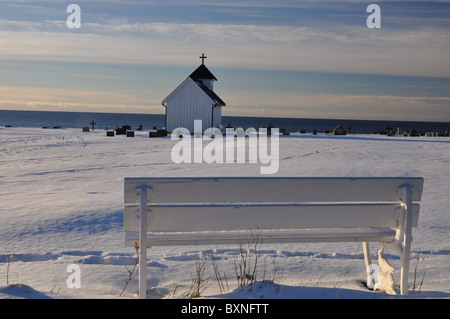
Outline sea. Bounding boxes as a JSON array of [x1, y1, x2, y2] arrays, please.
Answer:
[[0, 109, 449, 134]]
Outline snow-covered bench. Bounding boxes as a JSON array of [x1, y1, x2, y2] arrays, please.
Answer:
[[124, 177, 423, 298]]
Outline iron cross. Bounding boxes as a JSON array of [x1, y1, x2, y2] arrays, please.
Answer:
[[199, 53, 207, 64]]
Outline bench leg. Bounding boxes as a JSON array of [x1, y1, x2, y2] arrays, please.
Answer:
[[363, 242, 371, 269], [400, 243, 412, 296], [138, 185, 148, 299], [399, 184, 414, 296], [363, 242, 373, 287]]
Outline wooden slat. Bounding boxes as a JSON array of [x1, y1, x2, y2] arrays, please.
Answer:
[[124, 203, 420, 233], [124, 228, 397, 247], [124, 177, 424, 204]]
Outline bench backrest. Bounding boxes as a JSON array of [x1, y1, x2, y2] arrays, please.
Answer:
[[124, 177, 423, 233]]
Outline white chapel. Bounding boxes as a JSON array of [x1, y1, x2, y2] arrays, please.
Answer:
[[161, 54, 226, 132]]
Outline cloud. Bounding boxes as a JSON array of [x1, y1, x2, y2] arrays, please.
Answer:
[[1, 21, 449, 78], [0, 1, 448, 121], [224, 92, 450, 121], [0, 86, 161, 113], [2, 84, 448, 121]]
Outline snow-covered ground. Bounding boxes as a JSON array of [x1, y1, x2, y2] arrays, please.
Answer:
[[0, 127, 449, 299]]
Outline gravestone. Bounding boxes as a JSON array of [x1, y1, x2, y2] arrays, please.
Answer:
[[116, 128, 125, 135], [156, 129, 168, 137], [82, 127, 90, 132], [116, 125, 131, 135], [333, 125, 347, 136], [409, 129, 419, 137], [267, 123, 274, 135]]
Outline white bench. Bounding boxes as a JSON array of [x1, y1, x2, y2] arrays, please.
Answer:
[[124, 177, 423, 298]]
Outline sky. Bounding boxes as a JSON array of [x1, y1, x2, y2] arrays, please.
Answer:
[[0, 0, 449, 121]]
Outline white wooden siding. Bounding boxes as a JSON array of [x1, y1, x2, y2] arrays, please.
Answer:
[[165, 78, 217, 132]]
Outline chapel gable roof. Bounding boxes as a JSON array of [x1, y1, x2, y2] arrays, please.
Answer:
[[194, 80, 226, 106], [162, 77, 226, 106], [162, 62, 225, 107], [189, 64, 218, 81]]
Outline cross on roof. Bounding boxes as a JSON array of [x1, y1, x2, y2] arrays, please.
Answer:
[[199, 53, 207, 65]]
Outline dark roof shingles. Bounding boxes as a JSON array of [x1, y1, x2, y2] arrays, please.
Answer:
[[189, 64, 218, 81], [189, 64, 225, 106]]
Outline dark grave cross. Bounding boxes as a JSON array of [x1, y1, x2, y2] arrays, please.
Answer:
[[386, 124, 394, 136], [386, 124, 393, 134], [90, 120, 97, 131], [199, 53, 207, 65]]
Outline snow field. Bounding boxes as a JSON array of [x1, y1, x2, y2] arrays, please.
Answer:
[[0, 127, 449, 298]]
